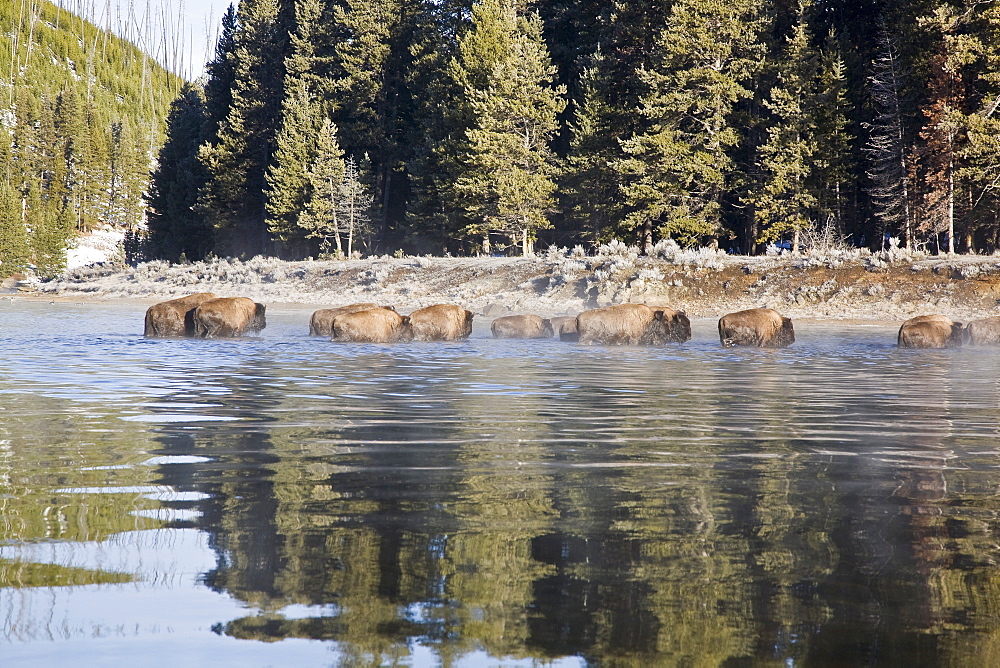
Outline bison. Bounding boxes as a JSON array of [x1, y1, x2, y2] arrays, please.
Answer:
[[191, 297, 267, 338], [897, 314, 963, 348], [576, 303, 692, 346], [409, 304, 474, 341], [331, 307, 412, 343], [549, 315, 579, 342], [309, 303, 386, 336], [718, 308, 795, 348], [144, 292, 218, 337], [964, 316, 1000, 345], [491, 314, 553, 339]]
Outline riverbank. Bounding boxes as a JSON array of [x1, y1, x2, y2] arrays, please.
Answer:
[[12, 243, 1000, 322]]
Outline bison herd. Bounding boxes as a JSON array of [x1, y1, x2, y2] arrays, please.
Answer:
[[143, 293, 1000, 350]]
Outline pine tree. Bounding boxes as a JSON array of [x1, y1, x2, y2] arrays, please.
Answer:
[[914, 5, 974, 254], [198, 0, 290, 258], [148, 83, 213, 262], [560, 49, 622, 245], [451, 2, 566, 255], [0, 177, 30, 277], [754, 2, 820, 252], [863, 27, 914, 249], [813, 31, 855, 240], [338, 156, 375, 256], [297, 118, 347, 256], [618, 0, 766, 249]]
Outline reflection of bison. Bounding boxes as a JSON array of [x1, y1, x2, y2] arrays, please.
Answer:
[[898, 314, 963, 348], [491, 314, 553, 339], [576, 303, 692, 345], [144, 292, 218, 337], [549, 315, 579, 342], [309, 303, 385, 336], [718, 308, 794, 347], [964, 316, 1000, 345], [331, 307, 412, 343], [409, 304, 473, 341], [192, 297, 267, 338]]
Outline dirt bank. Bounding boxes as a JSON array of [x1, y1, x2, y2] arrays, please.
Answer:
[[14, 245, 1000, 323]]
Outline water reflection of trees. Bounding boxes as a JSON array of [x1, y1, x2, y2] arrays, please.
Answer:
[[145, 342, 1000, 665]]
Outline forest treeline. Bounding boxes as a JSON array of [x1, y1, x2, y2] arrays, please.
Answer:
[[147, 0, 1000, 261], [0, 0, 182, 278]]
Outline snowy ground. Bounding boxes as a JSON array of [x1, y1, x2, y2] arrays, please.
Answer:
[[20, 235, 1000, 323]]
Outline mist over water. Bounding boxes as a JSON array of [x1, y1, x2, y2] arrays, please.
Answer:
[[3, 300, 1000, 665]]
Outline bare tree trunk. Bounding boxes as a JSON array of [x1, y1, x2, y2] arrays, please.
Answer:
[[642, 220, 653, 254], [482, 233, 490, 256], [521, 229, 529, 256]]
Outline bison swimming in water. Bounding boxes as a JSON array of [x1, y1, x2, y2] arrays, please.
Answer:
[[330, 307, 412, 343], [718, 308, 795, 348], [191, 297, 266, 338], [491, 314, 553, 339], [897, 314, 963, 348], [309, 303, 388, 336], [964, 315, 1000, 345], [144, 292, 218, 337], [408, 304, 474, 341], [576, 303, 691, 346], [549, 315, 579, 342]]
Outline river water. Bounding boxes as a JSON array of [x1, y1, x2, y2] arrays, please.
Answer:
[[2, 299, 1000, 666]]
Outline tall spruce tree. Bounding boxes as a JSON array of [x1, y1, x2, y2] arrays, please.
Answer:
[[148, 83, 213, 262], [754, 2, 821, 252], [863, 27, 914, 249], [198, 0, 290, 258], [0, 177, 30, 277], [618, 0, 766, 249], [560, 49, 621, 245], [451, 1, 566, 255], [297, 118, 347, 256]]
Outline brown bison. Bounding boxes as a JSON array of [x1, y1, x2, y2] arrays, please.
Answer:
[[491, 314, 554, 339], [409, 304, 474, 341], [576, 303, 692, 346], [309, 303, 385, 336], [549, 315, 579, 342], [191, 297, 267, 338], [964, 315, 1000, 345], [718, 308, 795, 348], [897, 314, 963, 348], [331, 307, 412, 343], [144, 292, 218, 337]]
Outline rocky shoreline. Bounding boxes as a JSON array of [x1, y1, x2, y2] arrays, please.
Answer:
[[11, 244, 1000, 324]]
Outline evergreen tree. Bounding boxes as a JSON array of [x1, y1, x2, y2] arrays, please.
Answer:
[[560, 49, 622, 245], [913, 4, 974, 254], [0, 177, 30, 277], [813, 31, 855, 240], [338, 156, 375, 256], [148, 83, 213, 262], [863, 27, 914, 249], [198, 0, 291, 258], [203, 4, 239, 144], [451, 2, 566, 255], [297, 118, 347, 256], [955, 1, 1000, 251], [754, 2, 820, 252], [618, 0, 766, 249], [402, 0, 476, 252]]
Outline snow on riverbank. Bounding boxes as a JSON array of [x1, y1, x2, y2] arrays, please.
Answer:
[[24, 242, 1000, 323]]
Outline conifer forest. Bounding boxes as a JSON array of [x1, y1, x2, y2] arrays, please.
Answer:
[[3, 0, 1000, 274]]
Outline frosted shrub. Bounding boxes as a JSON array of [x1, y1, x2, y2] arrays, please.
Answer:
[[673, 246, 727, 269], [630, 267, 665, 290], [650, 238, 681, 261], [545, 245, 567, 262], [570, 245, 587, 259], [596, 239, 639, 260], [363, 263, 393, 285], [415, 256, 435, 268]]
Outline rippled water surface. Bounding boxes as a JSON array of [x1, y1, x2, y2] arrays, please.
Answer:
[[4, 299, 1000, 666]]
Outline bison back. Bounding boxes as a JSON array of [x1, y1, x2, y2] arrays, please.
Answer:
[[718, 308, 794, 348], [576, 304, 657, 346], [491, 314, 553, 339], [309, 302, 381, 336], [193, 297, 266, 338], [964, 316, 1000, 345], [898, 316, 963, 348], [409, 304, 473, 341], [144, 292, 217, 337], [331, 308, 410, 343]]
